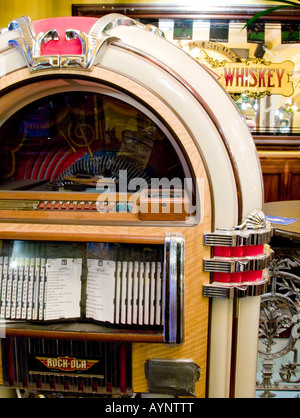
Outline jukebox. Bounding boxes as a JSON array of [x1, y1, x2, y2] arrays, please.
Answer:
[[0, 14, 272, 398]]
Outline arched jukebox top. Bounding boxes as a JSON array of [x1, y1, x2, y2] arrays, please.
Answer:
[[0, 14, 264, 229], [0, 15, 272, 399]]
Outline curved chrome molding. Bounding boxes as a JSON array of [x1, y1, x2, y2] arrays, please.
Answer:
[[204, 209, 274, 247], [8, 16, 60, 70], [204, 228, 273, 247], [163, 233, 185, 346], [7, 15, 119, 71], [91, 13, 137, 33], [203, 272, 270, 300], [203, 210, 273, 299], [7, 14, 164, 72], [204, 251, 273, 274], [97, 13, 165, 37]]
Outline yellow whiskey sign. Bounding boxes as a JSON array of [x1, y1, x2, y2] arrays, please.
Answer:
[[186, 41, 295, 98], [221, 59, 294, 98]]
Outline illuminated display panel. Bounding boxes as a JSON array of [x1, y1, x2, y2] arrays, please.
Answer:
[[0, 90, 186, 194]]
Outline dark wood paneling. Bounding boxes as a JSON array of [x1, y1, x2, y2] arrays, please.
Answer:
[[263, 174, 281, 203], [259, 152, 300, 203], [290, 174, 300, 201]]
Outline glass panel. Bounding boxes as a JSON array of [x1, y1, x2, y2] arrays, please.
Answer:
[[0, 91, 186, 193]]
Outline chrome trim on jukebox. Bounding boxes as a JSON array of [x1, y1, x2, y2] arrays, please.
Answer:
[[203, 210, 273, 300], [204, 209, 274, 247], [204, 230, 273, 247], [203, 251, 273, 273], [203, 272, 270, 300], [163, 233, 185, 346], [97, 12, 165, 37], [8, 16, 119, 71], [7, 14, 164, 72]]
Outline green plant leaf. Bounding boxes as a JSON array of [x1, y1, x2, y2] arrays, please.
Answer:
[[242, 1, 300, 30], [242, 5, 289, 29]]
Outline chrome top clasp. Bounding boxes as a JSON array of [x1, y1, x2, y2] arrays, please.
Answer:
[[7, 15, 119, 71]]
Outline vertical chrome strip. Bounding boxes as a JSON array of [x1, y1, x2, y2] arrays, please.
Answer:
[[177, 234, 185, 344], [170, 236, 177, 343], [163, 235, 171, 343], [163, 233, 185, 346]]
